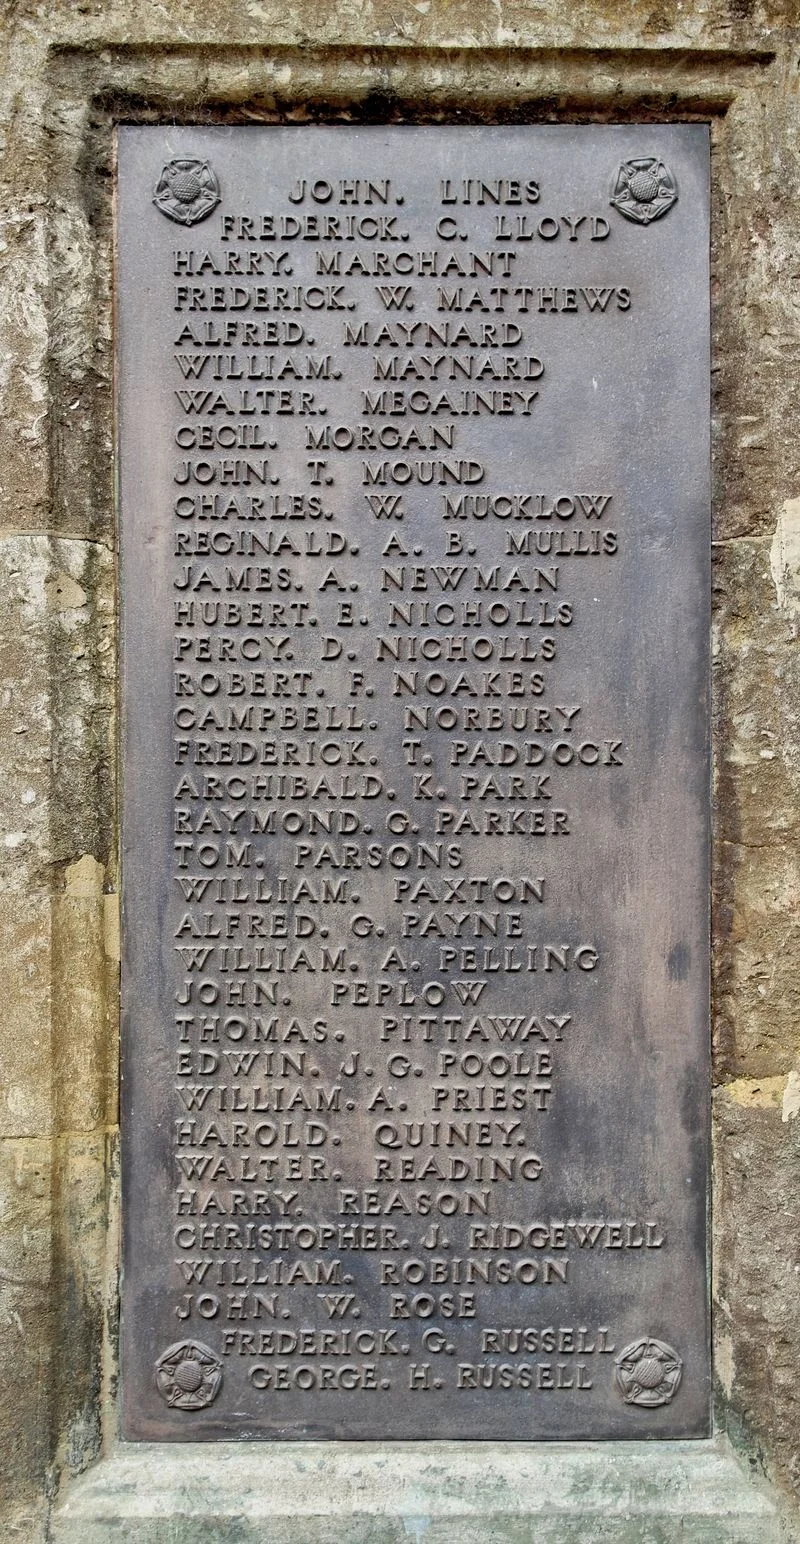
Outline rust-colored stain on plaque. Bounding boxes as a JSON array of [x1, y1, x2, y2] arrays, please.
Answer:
[[117, 126, 710, 1440]]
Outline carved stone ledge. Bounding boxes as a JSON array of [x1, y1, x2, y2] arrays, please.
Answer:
[[50, 1438, 792, 1543]]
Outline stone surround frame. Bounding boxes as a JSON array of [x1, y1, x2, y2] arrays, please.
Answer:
[[5, 28, 799, 1536]]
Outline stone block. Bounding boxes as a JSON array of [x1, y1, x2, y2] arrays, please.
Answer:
[[713, 537, 800, 848], [0, 1137, 54, 1519], [0, 893, 52, 1139], [714, 1091, 800, 1502], [0, 534, 115, 894], [52, 857, 116, 1134], [712, 838, 800, 1079], [51, 1132, 115, 1486]]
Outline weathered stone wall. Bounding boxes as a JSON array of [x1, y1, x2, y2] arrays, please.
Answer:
[[0, 2, 798, 1537]]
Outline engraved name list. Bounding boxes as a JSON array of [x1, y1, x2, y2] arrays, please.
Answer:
[[118, 125, 710, 1440]]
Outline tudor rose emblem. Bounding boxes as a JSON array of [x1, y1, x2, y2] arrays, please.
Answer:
[[614, 1336, 683, 1407], [610, 158, 677, 225], [155, 1339, 223, 1409], [153, 158, 220, 225]]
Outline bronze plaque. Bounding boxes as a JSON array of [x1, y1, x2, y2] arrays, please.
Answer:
[[118, 125, 710, 1440]]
